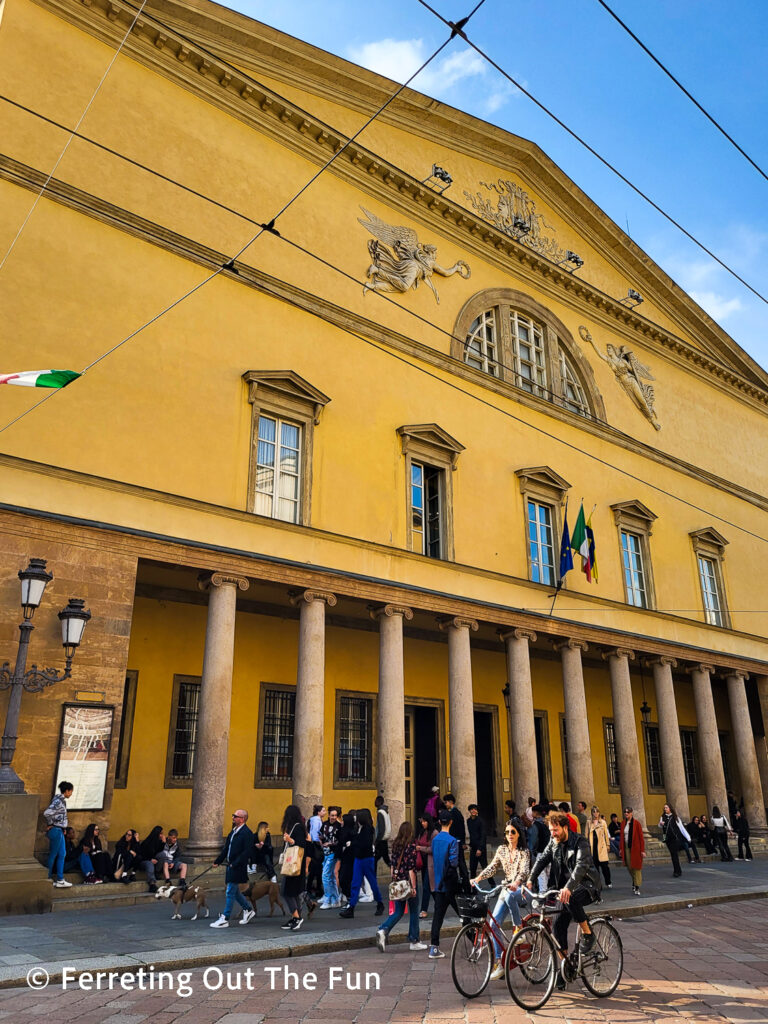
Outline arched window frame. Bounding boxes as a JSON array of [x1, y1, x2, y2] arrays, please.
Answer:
[[451, 288, 605, 420]]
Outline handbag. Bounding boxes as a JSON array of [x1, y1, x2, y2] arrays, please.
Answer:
[[280, 843, 302, 877], [388, 844, 413, 901]]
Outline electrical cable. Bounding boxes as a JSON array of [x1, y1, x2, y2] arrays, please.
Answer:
[[594, 0, 768, 186], [0, 0, 148, 274], [0, 0, 487, 436], [414, 0, 768, 309]]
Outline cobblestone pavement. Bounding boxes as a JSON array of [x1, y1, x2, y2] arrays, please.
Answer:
[[0, 899, 766, 1023]]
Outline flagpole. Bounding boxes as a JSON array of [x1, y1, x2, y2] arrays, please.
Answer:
[[548, 579, 563, 616]]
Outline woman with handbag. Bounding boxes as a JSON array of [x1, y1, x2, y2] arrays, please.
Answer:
[[586, 807, 612, 887], [280, 804, 308, 931], [710, 805, 734, 862], [659, 803, 690, 877], [416, 813, 437, 918], [375, 822, 427, 952], [471, 818, 530, 981]]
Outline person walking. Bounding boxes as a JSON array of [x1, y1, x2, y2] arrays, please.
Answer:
[[733, 810, 752, 861], [528, 804, 551, 893], [586, 807, 612, 887], [659, 804, 690, 878], [471, 818, 530, 980], [338, 808, 384, 918], [607, 813, 621, 857], [424, 787, 443, 819], [250, 821, 277, 881], [575, 801, 589, 836], [619, 806, 645, 895], [444, 793, 469, 889], [319, 806, 342, 908], [43, 781, 74, 888], [306, 805, 325, 899], [375, 822, 428, 953], [710, 806, 734, 862], [337, 811, 356, 906], [279, 804, 310, 930], [428, 809, 459, 959], [210, 809, 255, 928], [466, 804, 487, 877], [416, 812, 437, 918], [374, 795, 392, 869]]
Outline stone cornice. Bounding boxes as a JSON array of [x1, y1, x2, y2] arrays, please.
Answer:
[[28, 0, 768, 404], [3, 151, 768, 517]]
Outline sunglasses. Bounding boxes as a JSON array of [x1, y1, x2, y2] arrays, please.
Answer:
[[505, 829, 518, 835]]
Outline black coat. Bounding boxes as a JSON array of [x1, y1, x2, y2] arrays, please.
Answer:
[[531, 830, 601, 892], [215, 824, 254, 884], [448, 807, 466, 845], [282, 822, 306, 897], [466, 814, 486, 852]]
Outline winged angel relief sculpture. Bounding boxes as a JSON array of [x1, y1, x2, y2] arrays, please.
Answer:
[[358, 207, 471, 304], [579, 326, 661, 431]]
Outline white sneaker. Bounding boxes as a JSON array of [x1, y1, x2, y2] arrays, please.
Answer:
[[271, 876, 278, 883], [410, 941, 428, 951], [490, 961, 504, 981], [53, 879, 73, 888], [376, 929, 387, 953], [247, 864, 257, 874], [210, 915, 229, 928], [240, 909, 255, 925], [359, 894, 374, 903]]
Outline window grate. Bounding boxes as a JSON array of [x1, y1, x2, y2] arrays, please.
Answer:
[[171, 681, 200, 779], [262, 689, 295, 781], [680, 729, 699, 790], [338, 696, 372, 781], [644, 725, 664, 789], [604, 719, 619, 789]]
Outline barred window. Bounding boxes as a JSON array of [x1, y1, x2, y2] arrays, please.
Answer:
[[643, 725, 664, 790], [261, 689, 295, 781], [170, 680, 200, 781], [680, 729, 699, 790], [338, 696, 372, 781], [604, 719, 619, 789]]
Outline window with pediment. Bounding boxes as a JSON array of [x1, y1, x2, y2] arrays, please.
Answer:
[[515, 466, 570, 586], [452, 289, 604, 420], [690, 528, 730, 628], [611, 500, 657, 610], [398, 424, 464, 561]]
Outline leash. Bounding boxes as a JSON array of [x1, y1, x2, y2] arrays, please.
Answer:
[[185, 863, 217, 887]]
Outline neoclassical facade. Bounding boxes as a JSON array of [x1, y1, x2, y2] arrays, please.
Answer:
[[1, 0, 768, 852]]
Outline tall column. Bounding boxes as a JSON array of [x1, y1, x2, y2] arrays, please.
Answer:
[[648, 656, 689, 821], [290, 590, 336, 819], [755, 737, 768, 821], [555, 639, 594, 808], [186, 571, 249, 859], [725, 671, 767, 830], [372, 604, 412, 833], [604, 648, 647, 828], [687, 663, 728, 817], [501, 628, 539, 812], [439, 617, 478, 809]]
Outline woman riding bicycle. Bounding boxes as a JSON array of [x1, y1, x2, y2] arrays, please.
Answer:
[[470, 816, 530, 981], [527, 811, 601, 990]]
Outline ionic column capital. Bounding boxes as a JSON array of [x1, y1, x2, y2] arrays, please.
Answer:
[[498, 627, 537, 644], [686, 662, 715, 676], [644, 655, 677, 669], [602, 647, 635, 662], [289, 589, 337, 608], [438, 616, 479, 633], [723, 669, 748, 683], [198, 571, 250, 592], [554, 637, 588, 653], [369, 603, 413, 622]]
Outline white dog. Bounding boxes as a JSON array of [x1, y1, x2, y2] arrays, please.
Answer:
[[155, 882, 209, 920]]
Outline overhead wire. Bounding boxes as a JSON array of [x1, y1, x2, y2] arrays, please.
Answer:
[[414, 0, 768, 309], [0, 0, 487, 436], [594, 0, 768, 186], [0, 0, 149, 275]]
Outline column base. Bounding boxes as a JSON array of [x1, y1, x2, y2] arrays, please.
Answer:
[[0, 792, 52, 915]]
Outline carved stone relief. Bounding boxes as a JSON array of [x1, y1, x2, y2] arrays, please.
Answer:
[[463, 178, 568, 262], [579, 326, 661, 431]]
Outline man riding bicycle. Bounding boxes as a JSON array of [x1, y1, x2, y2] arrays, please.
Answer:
[[527, 811, 601, 988]]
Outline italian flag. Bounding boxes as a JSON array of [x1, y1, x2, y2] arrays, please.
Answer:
[[0, 370, 80, 388], [570, 502, 593, 582]]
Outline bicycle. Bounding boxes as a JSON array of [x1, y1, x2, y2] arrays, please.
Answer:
[[505, 885, 623, 1010], [449, 883, 513, 998]]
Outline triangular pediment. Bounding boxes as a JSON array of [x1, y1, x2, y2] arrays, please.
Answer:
[[397, 423, 465, 464], [242, 370, 330, 408], [689, 526, 729, 549], [611, 500, 657, 523], [514, 466, 571, 496]]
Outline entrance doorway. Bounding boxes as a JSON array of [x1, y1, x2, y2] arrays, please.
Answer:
[[404, 704, 439, 824], [473, 709, 498, 836], [533, 710, 553, 803]]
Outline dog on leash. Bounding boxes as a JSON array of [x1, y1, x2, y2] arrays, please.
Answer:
[[155, 882, 209, 920], [242, 879, 286, 916]]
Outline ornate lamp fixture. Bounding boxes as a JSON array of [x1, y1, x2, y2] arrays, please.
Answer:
[[422, 164, 453, 193], [556, 250, 584, 272]]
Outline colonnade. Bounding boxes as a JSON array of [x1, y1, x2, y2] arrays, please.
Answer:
[[185, 572, 768, 855]]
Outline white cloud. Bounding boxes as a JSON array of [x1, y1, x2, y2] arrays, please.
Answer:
[[688, 290, 743, 322], [348, 38, 427, 85]]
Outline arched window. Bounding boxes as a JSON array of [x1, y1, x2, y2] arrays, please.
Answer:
[[451, 288, 605, 420]]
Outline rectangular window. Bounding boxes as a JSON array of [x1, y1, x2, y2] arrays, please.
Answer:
[[559, 713, 569, 791], [254, 414, 301, 523], [114, 670, 138, 789], [603, 719, 619, 789], [528, 500, 555, 585], [338, 696, 373, 781], [621, 530, 647, 608], [411, 462, 443, 558], [167, 678, 200, 784], [510, 311, 547, 394], [261, 688, 295, 781], [698, 556, 724, 627], [643, 725, 664, 790], [680, 728, 699, 790]]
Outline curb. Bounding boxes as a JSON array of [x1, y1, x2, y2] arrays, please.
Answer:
[[2, 885, 768, 989]]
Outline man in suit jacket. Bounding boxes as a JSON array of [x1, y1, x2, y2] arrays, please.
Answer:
[[210, 809, 255, 928]]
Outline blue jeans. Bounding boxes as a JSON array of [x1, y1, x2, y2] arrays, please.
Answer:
[[491, 888, 526, 957], [350, 857, 382, 907], [79, 852, 95, 877], [47, 827, 65, 880], [378, 894, 419, 942], [322, 851, 339, 902], [223, 882, 252, 919]]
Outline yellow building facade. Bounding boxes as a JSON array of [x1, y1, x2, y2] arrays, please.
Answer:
[[1, 0, 768, 855]]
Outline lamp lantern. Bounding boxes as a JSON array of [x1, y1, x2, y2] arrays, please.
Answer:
[[58, 598, 91, 661], [18, 558, 53, 621]]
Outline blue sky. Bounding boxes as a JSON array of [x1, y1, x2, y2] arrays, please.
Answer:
[[225, 0, 768, 371]]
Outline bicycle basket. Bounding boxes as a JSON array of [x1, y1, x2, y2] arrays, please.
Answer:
[[456, 892, 491, 921]]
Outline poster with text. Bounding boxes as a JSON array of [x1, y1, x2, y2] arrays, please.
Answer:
[[54, 704, 114, 810]]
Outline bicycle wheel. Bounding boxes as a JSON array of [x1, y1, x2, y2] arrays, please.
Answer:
[[581, 918, 623, 997], [450, 922, 493, 998], [505, 924, 557, 1011]]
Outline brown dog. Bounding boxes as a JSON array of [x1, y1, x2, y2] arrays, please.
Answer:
[[242, 879, 285, 916], [156, 883, 209, 920]]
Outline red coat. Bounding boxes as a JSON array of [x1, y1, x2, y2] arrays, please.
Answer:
[[619, 817, 645, 869]]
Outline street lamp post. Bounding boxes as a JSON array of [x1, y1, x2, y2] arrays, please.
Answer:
[[0, 559, 90, 794]]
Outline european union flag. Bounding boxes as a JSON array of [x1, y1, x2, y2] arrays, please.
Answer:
[[559, 506, 573, 582]]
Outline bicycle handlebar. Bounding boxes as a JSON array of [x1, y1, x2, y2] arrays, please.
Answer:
[[520, 884, 562, 900]]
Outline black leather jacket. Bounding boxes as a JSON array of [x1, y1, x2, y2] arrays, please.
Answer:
[[529, 831, 601, 892]]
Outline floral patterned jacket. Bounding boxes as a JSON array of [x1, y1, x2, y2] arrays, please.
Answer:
[[475, 844, 529, 886]]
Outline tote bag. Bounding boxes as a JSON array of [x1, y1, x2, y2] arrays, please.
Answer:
[[280, 843, 302, 876]]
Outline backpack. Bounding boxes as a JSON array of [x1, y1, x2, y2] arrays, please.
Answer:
[[378, 808, 392, 841]]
